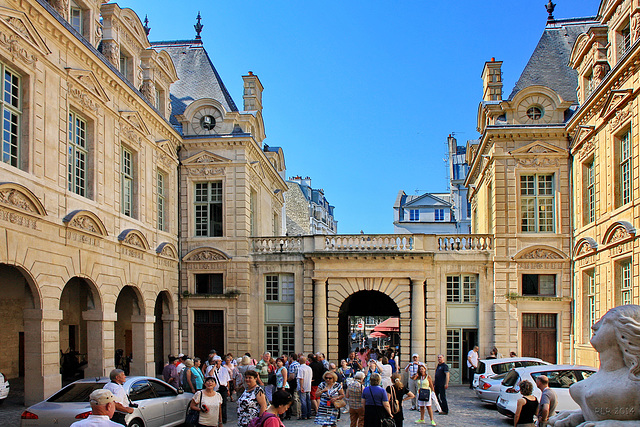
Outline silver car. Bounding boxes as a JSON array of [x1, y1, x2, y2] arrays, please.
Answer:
[[474, 357, 550, 403], [21, 376, 193, 427]]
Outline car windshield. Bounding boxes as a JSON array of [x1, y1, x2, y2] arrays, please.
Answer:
[[502, 370, 520, 387], [48, 383, 107, 403], [530, 370, 578, 388]]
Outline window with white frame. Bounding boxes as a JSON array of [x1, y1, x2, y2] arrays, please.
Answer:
[[520, 174, 554, 232], [435, 208, 445, 221], [584, 269, 596, 341], [446, 275, 477, 303], [584, 159, 595, 225], [618, 129, 632, 207], [618, 21, 631, 59], [618, 259, 632, 305], [68, 112, 88, 197], [195, 182, 223, 237], [409, 209, 419, 221], [121, 146, 134, 217], [157, 170, 166, 231], [265, 324, 294, 358], [1, 64, 20, 168], [265, 274, 294, 302]]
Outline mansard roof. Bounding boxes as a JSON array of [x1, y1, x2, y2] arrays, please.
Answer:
[[509, 17, 598, 103], [151, 40, 238, 127]]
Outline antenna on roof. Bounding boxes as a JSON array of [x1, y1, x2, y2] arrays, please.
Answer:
[[545, 0, 556, 22], [194, 12, 203, 40], [143, 15, 151, 36]]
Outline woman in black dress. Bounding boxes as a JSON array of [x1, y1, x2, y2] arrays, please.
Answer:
[[513, 380, 538, 427], [386, 373, 414, 427]]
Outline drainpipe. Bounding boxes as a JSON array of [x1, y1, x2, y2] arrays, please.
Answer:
[[177, 144, 183, 354], [568, 136, 575, 365]]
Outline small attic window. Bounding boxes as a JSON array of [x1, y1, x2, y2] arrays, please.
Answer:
[[526, 106, 544, 121]]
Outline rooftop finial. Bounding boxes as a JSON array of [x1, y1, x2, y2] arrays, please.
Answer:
[[143, 15, 151, 36], [194, 11, 203, 40], [545, 0, 556, 21]]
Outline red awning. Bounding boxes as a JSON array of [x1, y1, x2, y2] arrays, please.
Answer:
[[373, 317, 399, 332], [369, 331, 388, 338]]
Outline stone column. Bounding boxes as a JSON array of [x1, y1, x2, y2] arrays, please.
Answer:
[[162, 313, 176, 360], [410, 279, 426, 361], [23, 308, 63, 406], [130, 315, 155, 376], [82, 309, 117, 377], [313, 278, 328, 352]]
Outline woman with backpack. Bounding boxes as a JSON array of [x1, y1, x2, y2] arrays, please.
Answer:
[[386, 373, 414, 427], [248, 390, 293, 427]]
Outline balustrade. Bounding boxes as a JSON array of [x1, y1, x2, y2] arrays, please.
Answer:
[[252, 237, 303, 253], [437, 234, 492, 251], [323, 235, 414, 251]]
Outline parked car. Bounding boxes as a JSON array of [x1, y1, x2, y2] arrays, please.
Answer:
[[474, 357, 550, 403], [496, 364, 597, 417], [0, 371, 9, 404], [473, 357, 550, 389], [21, 376, 193, 427]]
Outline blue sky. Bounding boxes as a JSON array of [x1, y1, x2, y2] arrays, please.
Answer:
[[121, 0, 601, 234]]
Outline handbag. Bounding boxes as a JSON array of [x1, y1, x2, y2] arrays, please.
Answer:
[[388, 385, 400, 414], [368, 387, 396, 427], [334, 398, 347, 408], [417, 388, 430, 402], [185, 390, 202, 427]]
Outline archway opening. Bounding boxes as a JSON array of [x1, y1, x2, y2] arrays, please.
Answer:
[[59, 277, 98, 383], [154, 292, 172, 375], [115, 286, 142, 375], [338, 290, 400, 360]]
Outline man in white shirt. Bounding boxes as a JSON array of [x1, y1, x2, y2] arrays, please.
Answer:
[[71, 389, 121, 426], [102, 369, 134, 425], [404, 353, 425, 410], [297, 355, 313, 420], [467, 346, 479, 389]]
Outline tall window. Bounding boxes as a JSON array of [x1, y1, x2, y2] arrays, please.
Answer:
[[521, 174, 554, 232], [70, 0, 82, 33], [2, 64, 20, 167], [435, 209, 445, 221], [157, 171, 166, 231], [584, 159, 595, 224], [409, 209, 420, 221], [619, 129, 632, 206], [618, 22, 631, 58], [522, 274, 556, 296], [619, 259, 632, 305], [584, 269, 596, 341], [265, 274, 294, 302], [121, 146, 133, 216], [195, 273, 223, 295], [446, 275, 477, 303], [195, 182, 223, 237], [265, 325, 294, 357], [67, 112, 88, 196]]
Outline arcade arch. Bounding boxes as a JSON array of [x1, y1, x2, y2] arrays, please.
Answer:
[[154, 291, 173, 374], [115, 285, 145, 375]]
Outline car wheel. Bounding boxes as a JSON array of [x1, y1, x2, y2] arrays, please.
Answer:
[[128, 418, 144, 427]]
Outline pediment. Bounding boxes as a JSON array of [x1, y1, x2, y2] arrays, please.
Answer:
[[156, 242, 177, 259], [600, 89, 633, 120], [119, 110, 150, 136], [0, 6, 51, 56], [63, 209, 108, 236], [404, 193, 450, 208], [513, 245, 568, 260], [0, 182, 46, 215], [117, 229, 149, 250], [183, 247, 230, 262], [603, 221, 636, 246], [573, 125, 595, 147], [183, 151, 232, 165], [574, 237, 598, 258], [511, 140, 566, 156], [66, 68, 110, 103], [569, 33, 591, 67]]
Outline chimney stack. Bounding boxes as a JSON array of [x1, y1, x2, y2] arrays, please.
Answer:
[[242, 71, 263, 112], [481, 58, 503, 101]]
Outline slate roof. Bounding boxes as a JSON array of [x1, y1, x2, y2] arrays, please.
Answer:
[[509, 17, 598, 102], [394, 191, 451, 209], [150, 40, 238, 128]]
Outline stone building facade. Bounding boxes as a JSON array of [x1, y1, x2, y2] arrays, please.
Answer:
[[568, 0, 640, 367], [285, 176, 337, 235]]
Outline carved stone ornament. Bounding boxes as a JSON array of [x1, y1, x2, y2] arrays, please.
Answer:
[[195, 155, 222, 163], [188, 167, 224, 176], [120, 122, 143, 146], [0, 189, 36, 213], [517, 157, 561, 167], [160, 245, 176, 259], [577, 242, 594, 256], [527, 145, 551, 154], [124, 233, 145, 248], [188, 250, 226, 261], [608, 108, 631, 132], [578, 139, 595, 161], [632, 12, 640, 43], [521, 249, 563, 259], [100, 40, 119, 68], [68, 83, 99, 112], [592, 63, 609, 87], [49, 0, 70, 20], [0, 30, 37, 66], [140, 80, 154, 101], [609, 228, 629, 244], [70, 215, 99, 233], [4, 16, 29, 39]]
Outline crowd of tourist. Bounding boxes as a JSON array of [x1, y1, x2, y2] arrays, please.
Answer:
[[157, 347, 449, 427]]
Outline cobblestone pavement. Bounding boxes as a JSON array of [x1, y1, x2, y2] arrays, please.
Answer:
[[0, 384, 512, 426]]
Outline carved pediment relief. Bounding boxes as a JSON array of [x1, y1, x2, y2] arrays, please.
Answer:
[[119, 111, 150, 136], [63, 210, 108, 236], [156, 242, 177, 259], [0, 7, 50, 58], [573, 125, 595, 149], [117, 229, 149, 250], [183, 151, 231, 165], [511, 141, 566, 156], [183, 247, 230, 262], [66, 69, 110, 106], [600, 89, 633, 120], [603, 221, 636, 246], [514, 246, 567, 261], [0, 182, 46, 215], [574, 237, 598, 258]]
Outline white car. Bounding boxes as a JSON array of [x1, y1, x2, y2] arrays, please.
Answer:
[[473, 357, 549, 389], [496, 364, 596, 417], [0, 371, 9, 403]]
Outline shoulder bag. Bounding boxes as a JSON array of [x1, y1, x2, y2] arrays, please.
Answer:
[[417, 379, 430, 402], [388, 385, 400, 414], [185, 390, 202, 427], [368, 387, 396, 427]]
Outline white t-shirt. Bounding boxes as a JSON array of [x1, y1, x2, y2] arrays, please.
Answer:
[[297, 364, 313, 392], [103, 382, 128, 412], [194, 390, 223, 426], [206, 365, 231, 390], [467, 350, 478, 368], [71, 414, 122, 426]]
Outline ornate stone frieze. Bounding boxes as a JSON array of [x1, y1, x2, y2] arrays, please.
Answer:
[[195, 155, 221, 163], [521, 249, 562, 260], [577, 242, 593, 256], [609, 228, 629, 244], [0, 30, 37, 66], [527, 145, 551, 154], [124, 233, 144, 248], [100, 40, 119, 68], [608, 108, 631, 131], [188, 250, 226, 261], [120, 122, 143, 146], [4, 16, 29, 39], [0, 189, 36, 213], [578, 139, 596, 161], [516, 157, 561, 167], [70, 215, 99, 233], [187, 167, 224, 176], [68, 83, 99, 112]]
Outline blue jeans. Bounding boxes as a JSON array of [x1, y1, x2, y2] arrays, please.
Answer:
[[299, 391, 311, 418]]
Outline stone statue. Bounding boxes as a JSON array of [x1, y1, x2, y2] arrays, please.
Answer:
[[549, 305, 640, 426]]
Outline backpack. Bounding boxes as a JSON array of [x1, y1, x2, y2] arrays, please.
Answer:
[[248, 412, 277, 427]]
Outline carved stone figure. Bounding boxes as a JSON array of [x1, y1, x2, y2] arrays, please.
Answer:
[[140, 80, 154, 102], [549, 305, 640, 426], [100, 40, 119, 68], [632, 13, 640, 43], [592, 63, 609, 87]]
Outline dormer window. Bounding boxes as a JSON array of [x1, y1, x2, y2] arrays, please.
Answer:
[[585, 69, 594, 99], [618, 21, 631, 59], [119, 49, 132, 81], [70, 1, 82, 33]]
